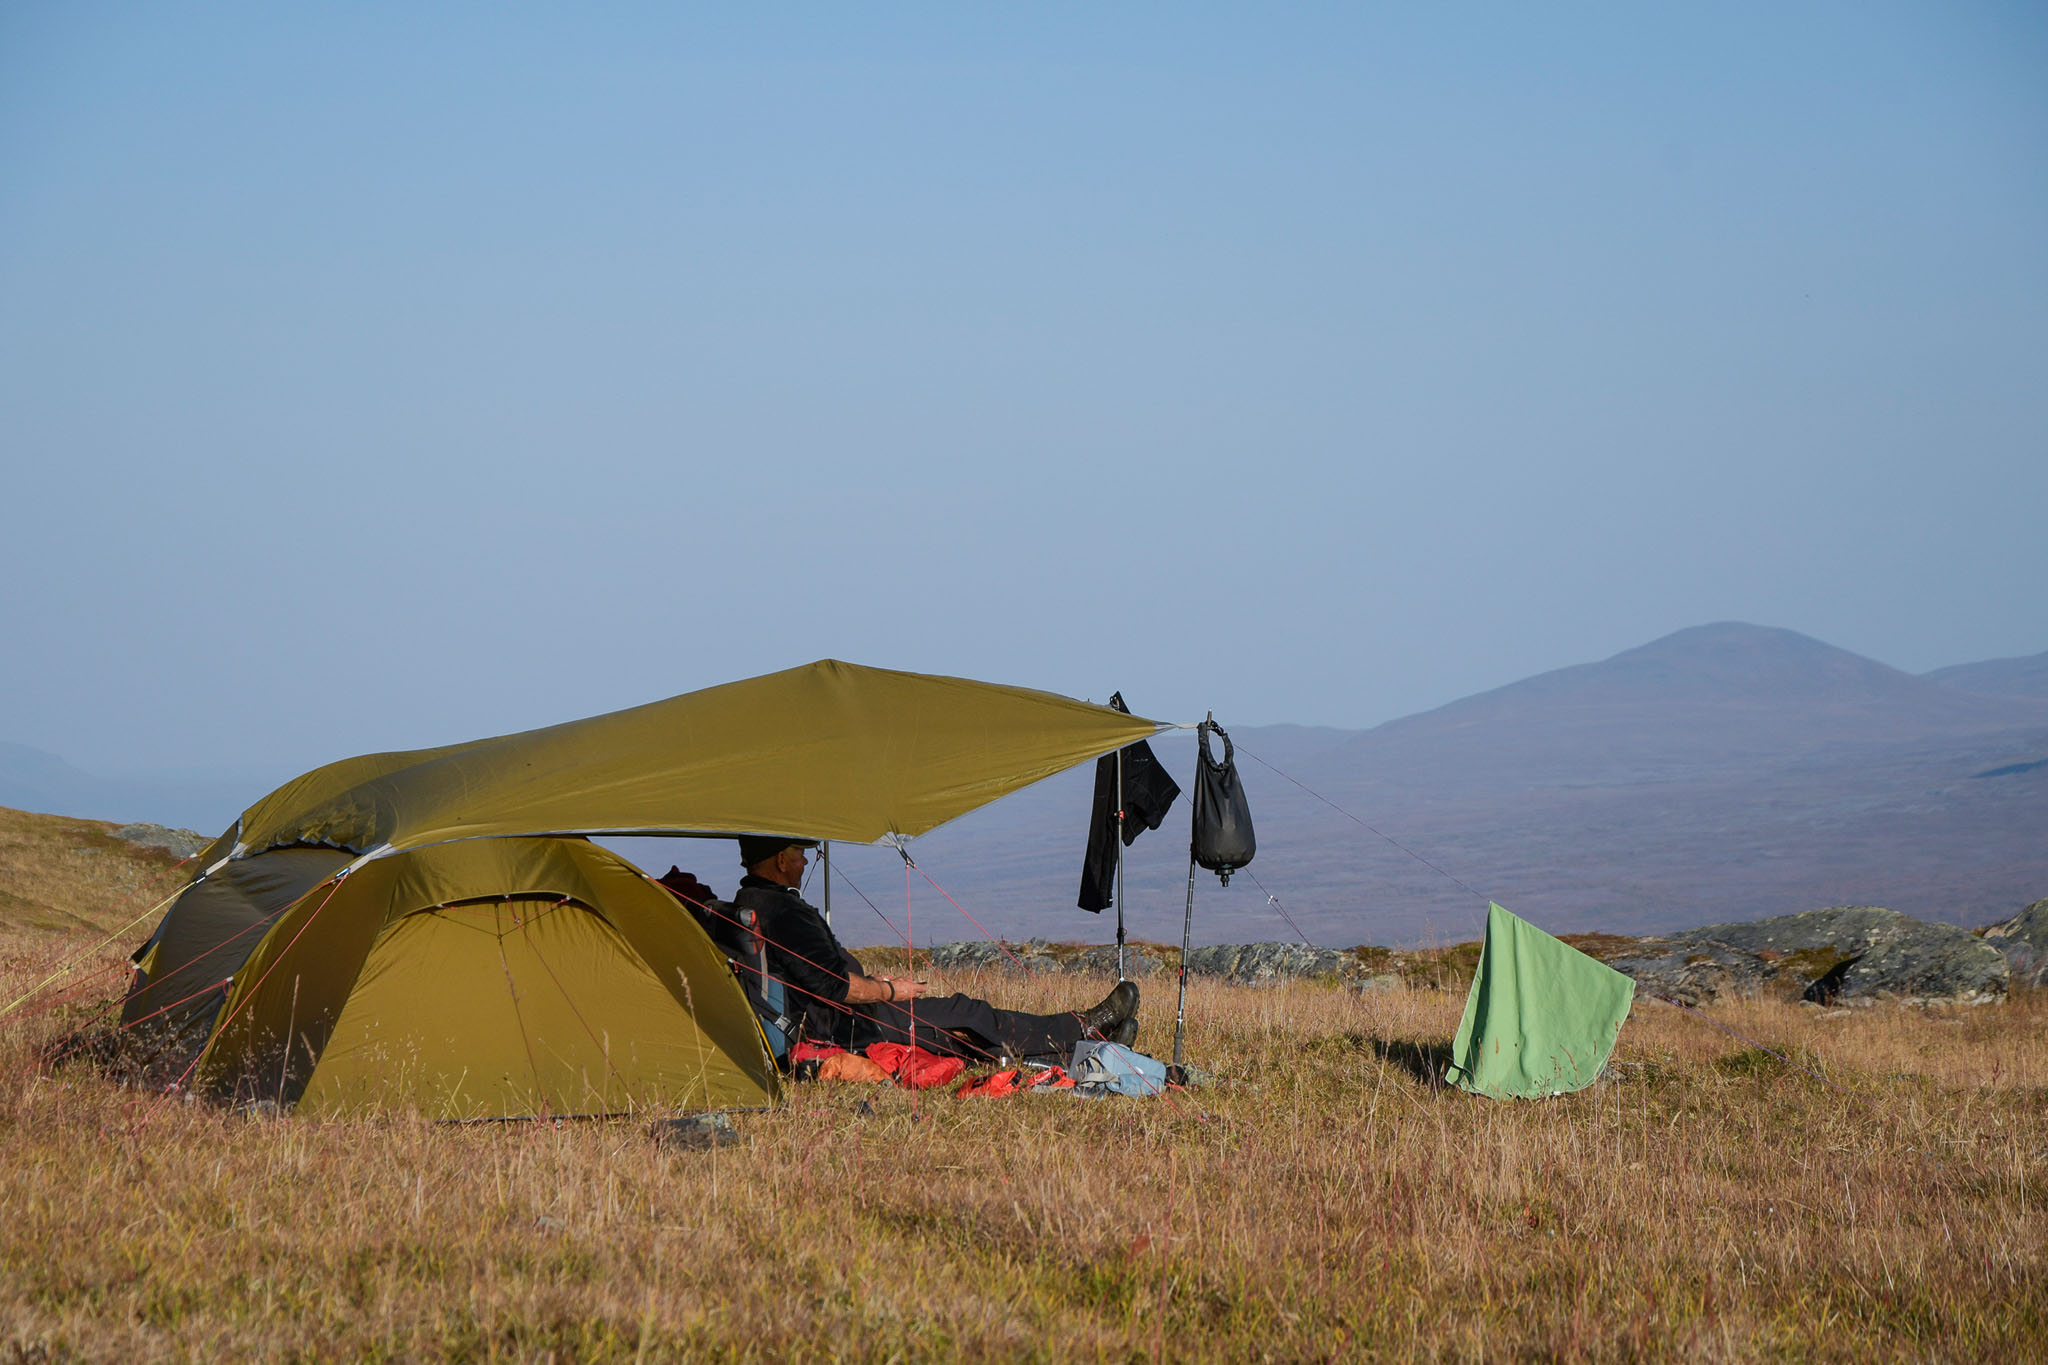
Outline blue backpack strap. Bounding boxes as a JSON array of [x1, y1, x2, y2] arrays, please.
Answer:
[[736, 904, 797, 1064]]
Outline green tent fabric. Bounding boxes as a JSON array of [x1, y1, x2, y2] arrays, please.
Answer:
[[124, 846, 355, 1040], [184, 837, 777, 1119], [1446, 902, 1635, 1099], [210, 660, 1164, 864]]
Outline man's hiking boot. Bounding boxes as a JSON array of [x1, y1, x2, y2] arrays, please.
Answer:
[[1080, 981, 1139, 1034], [1105, 1015, 1139, 1048]]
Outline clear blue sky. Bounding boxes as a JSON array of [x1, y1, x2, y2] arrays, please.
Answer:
[[3, 2, 2043, 782]]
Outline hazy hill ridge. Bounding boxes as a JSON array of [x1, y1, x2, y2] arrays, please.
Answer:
[[1922, 648, 2048, 700], [1350, 623, 2042, 782]]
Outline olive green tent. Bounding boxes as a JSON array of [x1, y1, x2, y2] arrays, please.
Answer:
[[123, 661, 1167, 1117], [151, 838, 777, 1119]]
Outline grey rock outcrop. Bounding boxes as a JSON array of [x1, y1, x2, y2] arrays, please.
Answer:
[[1601, 906, 2008, 1006], [921, 939, 1329, 982], [925, 941, 1058, 975], [1185, 942, 1350, 986], [112, 823, 210, 859], [1598, 939, 1777, 1006], [924, 940, 1163, 977], [918, 902, 2032, 1006], [1064, 945, 1164, 977], [1982, 898, 2048, 989]]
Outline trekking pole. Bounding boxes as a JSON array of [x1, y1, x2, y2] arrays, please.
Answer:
[[1114, 747, 1127, 982], [1173, 851, 1195, 1067], [1172, 714, 1212, 1068]]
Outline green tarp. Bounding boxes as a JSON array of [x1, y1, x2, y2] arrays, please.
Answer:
[[203, 660, 1163, 865], [1446, 902, 1635, 1099]]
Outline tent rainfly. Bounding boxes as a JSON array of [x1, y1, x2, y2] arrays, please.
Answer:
[[193, 658, 1162, 870]]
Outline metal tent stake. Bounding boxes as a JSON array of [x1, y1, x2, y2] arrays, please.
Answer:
[[1114, 747, 1127, 982]]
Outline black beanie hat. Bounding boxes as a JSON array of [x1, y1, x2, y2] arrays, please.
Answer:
[[738, 834, 817, 868]]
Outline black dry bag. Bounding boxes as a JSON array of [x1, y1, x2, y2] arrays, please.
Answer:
[[1191, 720, 1255, 884]]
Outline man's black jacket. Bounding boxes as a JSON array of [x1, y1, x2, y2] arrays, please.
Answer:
[[732, 874, 865, 1047]]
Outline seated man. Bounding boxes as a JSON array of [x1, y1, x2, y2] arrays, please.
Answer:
[[732, 835, 1138, 1065]]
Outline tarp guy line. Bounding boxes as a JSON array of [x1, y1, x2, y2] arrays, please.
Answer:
[[907, 856, 1060, 981], [813, 862, 904, 942], [899, 855, 1200, 1118], [5, 961, 126, 1029], [27, 893, 320, 1082], [655, 881, 1009, 1067], [1, 882, 191, 1021], [1236, 744, 1491, 907], [135, 872, 352, 1131], [663, 873, 1191, 1115], [1242, 869, 1314, 948], [34, 972, 229, 1083]]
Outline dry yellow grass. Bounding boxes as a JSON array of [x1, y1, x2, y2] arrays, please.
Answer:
[[1, 804, 2043, 1362]]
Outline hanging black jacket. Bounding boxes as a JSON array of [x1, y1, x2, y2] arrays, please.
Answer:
[[1077, 693, 1182, 912]]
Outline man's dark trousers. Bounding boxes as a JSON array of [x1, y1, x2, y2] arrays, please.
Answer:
[[849, 993, 1088, 1063]]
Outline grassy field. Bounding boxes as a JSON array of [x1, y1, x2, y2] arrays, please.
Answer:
[[1, 804, 2043, 1362]]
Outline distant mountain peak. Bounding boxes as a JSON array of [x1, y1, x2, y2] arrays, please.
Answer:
[[1595, 621, 1913, 701], [1619, 621, 1840, 658]]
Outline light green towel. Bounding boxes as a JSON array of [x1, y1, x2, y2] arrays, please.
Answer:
[[1446, 902, 1635, 1099]]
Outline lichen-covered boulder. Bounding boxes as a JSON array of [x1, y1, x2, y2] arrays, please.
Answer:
[[112, 823, 210, 858], [1701, 907, 2007, 1004], [1185, 942, 1350, 985], [1982, 898, 2048, 989], [1598, 938, 1778, 1006], [1063, 945, 1163, 977], [1598, 906, 2007, 1005], [926, 941, 1057, 975]]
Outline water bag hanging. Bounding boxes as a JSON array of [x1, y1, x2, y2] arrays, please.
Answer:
[[1190, 719, 1255, 884]]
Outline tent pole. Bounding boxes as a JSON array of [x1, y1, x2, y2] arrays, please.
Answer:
[[821, 840, 832, 927], [1114, 748, 1127, 981], [1173, 852, 1196, 1067]]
